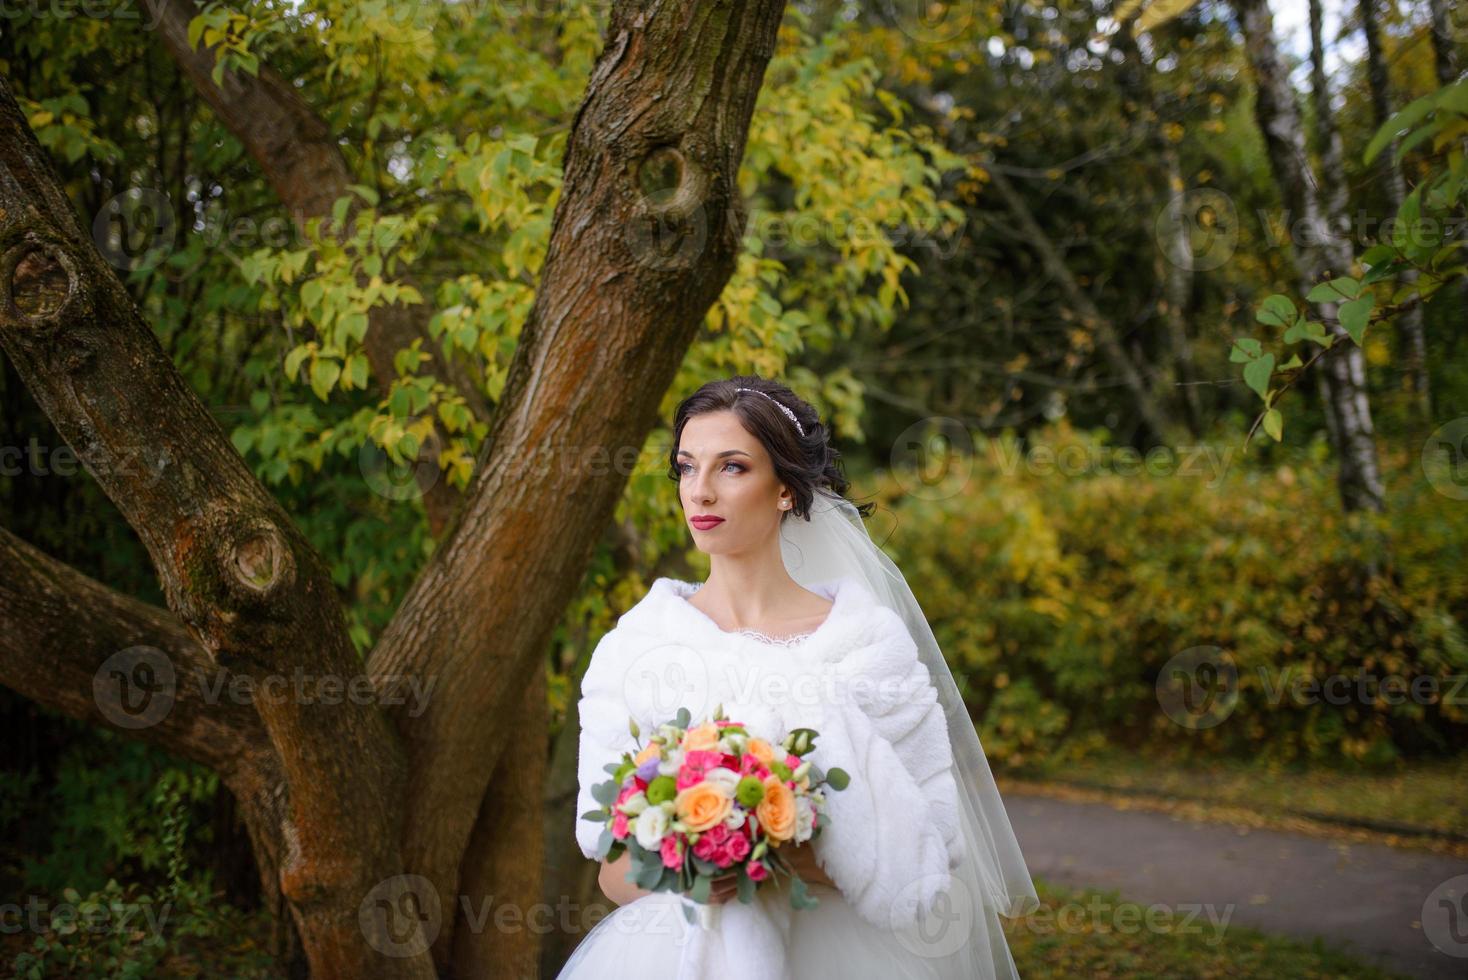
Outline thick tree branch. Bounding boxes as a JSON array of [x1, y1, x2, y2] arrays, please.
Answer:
[[0, 525, 298, 962], [0, 74, 433, 978], [365, 0, 790, 962]]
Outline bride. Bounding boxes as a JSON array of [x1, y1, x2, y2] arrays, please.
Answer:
[[557, 376, 1036, 980]]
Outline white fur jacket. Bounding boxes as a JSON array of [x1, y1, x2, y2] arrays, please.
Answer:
[[573, 574, 965, 979]]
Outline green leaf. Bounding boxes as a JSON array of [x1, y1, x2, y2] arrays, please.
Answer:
[[1282, 320, 1327, 345], [1244, 352, 1274, 399], [309, 358, 341, 401], [340, 311, 369, 343], [1255, 294, 1297, 328], [301, 279, 325, 310], [1262, 408, 1283, 441], [1306, 277, 1360, 303], [284, 346, 314, 381], [346, 352, 370, 389], [1364, 87, 1438, 165], [1338, 294, 1375, 345], [1229, 338, 1262, 363], [347, 183, 380, 207], [824, 766, 850, 791], [1361, 244, 1396, 266]]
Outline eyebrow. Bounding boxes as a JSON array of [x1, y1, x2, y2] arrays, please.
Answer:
[[676, 449, 752, 459]]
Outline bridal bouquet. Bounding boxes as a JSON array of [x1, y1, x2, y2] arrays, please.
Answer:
[[581, 704, 848, 920]]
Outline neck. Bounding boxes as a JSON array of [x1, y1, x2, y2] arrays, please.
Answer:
[[696, 551, 808, 630]]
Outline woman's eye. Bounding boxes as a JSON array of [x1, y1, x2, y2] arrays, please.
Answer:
[[677, 462, 744, 475]]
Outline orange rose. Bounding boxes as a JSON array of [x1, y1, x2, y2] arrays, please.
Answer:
[[681, 722, 721, 753], [756, 775, 796, 842], [746, 738, 776, 766], [675, 782, 732, 832]]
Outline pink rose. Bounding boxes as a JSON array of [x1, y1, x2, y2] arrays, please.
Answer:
[[692, 823, 730, 862], [612, 812, 629, 839], [661, 834, 684, 869], [677, 749, 727, 790], [746, 859, 767, 882], [723, 832, 750, 863]]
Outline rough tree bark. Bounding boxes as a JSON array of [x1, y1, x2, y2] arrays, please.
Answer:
[[366, 2, 789, 967], [1232, 0, 1386, 513], [0, 76, 434, 978], [0, 0, 790, 975], [1360, 0, 1432, 420]]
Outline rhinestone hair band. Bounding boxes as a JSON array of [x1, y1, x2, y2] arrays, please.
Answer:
[[735, 387, 805, 437]]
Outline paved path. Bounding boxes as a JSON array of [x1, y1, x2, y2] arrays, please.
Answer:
[[1007, 793, 1468, 979]]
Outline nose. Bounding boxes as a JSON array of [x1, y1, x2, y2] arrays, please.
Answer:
[[688, 468, 715, 506]]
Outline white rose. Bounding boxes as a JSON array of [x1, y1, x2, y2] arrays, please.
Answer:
[[724, 807, 747, 831], [618, 790, 648, 816], [635, 804, 670, 850], [702, 767, 741, 798], [658, 748, 683, 777], [793, 795, 815, 843]]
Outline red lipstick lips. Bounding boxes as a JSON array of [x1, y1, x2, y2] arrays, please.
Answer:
[[690, 516, 725, 530]]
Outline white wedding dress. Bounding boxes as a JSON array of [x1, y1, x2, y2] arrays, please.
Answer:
[[557, 575, 1022, 980]]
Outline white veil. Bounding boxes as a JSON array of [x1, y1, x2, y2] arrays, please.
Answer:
[[779, 486, 1038, 963]]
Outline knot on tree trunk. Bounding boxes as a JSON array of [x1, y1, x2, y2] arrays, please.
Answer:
[[624, 144, 714, 271], [2, 238, 78, 327], [226, 521, 295, 599]]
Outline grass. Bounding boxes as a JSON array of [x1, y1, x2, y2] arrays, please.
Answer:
[[1004, 879, 1409, 979], [1014, 747, 1468, 840]]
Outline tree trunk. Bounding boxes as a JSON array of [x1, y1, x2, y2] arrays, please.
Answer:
[[1429, 0, 1462, 87], [365, 3, 789, 967], [0, 1, 790, 974], [0, 76, 435, 978], [1116, 12, 1202, 435], [1233, 0, 1386, 514], [1360, 0, 1432, 421]]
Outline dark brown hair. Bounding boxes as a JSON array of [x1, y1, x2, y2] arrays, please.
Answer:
[[666, 375, 874, 521]]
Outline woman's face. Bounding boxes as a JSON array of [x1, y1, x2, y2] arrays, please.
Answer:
[[676, 410, 790, 555]]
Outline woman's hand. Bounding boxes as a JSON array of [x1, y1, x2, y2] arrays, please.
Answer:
[[705, 870, 739, 905], [775, 840, 835, 888]]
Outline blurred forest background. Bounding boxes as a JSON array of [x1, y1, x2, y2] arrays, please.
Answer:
[[1, 0, 1465, 977]]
